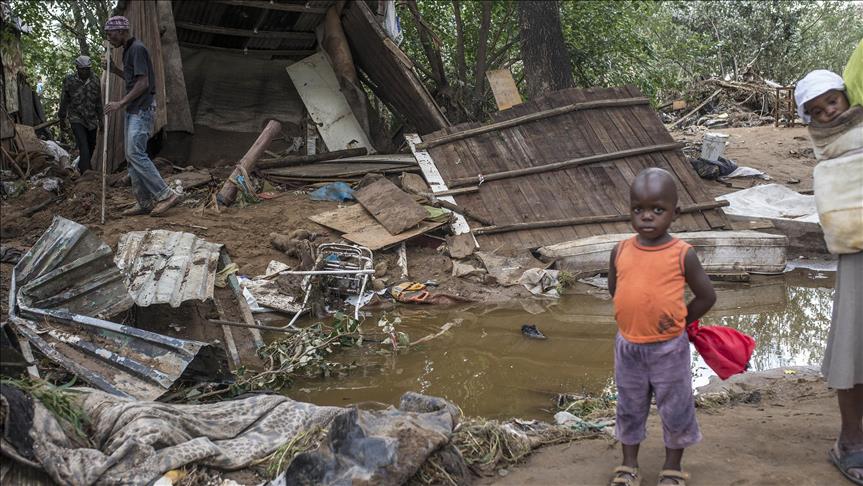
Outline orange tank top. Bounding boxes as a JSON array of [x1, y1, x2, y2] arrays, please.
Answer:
[[613, 237, 691, 343]]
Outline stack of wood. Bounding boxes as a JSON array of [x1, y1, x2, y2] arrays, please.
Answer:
[[667, 76, 791, 130]]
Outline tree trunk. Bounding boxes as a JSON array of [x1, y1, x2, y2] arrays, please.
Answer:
[[472, 2, 492, 103], [72, 3, 89, 56], [517, 0, 572, 99]]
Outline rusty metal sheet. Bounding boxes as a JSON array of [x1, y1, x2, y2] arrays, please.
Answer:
[[115, 230, 223, 308], [10, 219, 231, 400], [15, 216, 134, 319]]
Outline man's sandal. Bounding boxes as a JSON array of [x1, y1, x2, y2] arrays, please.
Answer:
[[657, 469, 690, 485], [829, 442, 863, 485], [610, 465, 640, 486]]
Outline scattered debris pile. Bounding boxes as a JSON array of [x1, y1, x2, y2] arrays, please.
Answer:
[[8, 217, 231, 401], [664, 77, 796, 130]]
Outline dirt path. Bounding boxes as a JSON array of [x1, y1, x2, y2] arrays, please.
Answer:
[[485, 368, 846, 486]]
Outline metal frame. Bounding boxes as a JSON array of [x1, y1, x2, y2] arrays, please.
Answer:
[[285, 243, 374, 327]]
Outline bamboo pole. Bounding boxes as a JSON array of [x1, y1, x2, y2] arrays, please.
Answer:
[[472, 200, 730, 235], [100, 43, 111, 225], [448, 142, 685, 188]]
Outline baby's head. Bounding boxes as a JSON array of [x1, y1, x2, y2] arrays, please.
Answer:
[[629, 168, 679, 242], [795, 70, 850, 125]]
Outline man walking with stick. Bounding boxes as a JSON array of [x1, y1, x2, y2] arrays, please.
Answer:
[[58, 56, 102, 174], [103, 15, 180, 217]]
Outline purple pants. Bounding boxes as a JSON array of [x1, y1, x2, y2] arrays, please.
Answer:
[[614, 332, 702, 449]]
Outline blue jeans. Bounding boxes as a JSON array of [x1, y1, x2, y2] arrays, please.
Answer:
[[125, 107, 172, 208]]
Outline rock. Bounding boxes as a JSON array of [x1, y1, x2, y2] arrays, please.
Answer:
[[288, 229, 312, 241], [399, 172, 431, 195], [446, 233, 476, 259], [374, 261, 389, 277], [451, 260, 485, 281], [372, 278, 387, 291]]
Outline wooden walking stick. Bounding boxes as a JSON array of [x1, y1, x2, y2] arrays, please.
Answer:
[[100, 43, 111, 225]]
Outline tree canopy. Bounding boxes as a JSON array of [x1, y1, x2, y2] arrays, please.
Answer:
[[8, 0, 862, 126]]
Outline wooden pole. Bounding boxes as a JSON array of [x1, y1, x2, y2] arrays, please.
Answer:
[[217, 119, 283, 206], [101, 44, 111, 225], [448, 142, 685, 188], [472, 200, 730, 235], [668, 89, 721, 129], [416, 97, 650, 150], [427, 197, 494, 226], [256, 147, 367, 170]]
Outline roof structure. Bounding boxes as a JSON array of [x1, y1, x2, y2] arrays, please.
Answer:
[[171, 0, 334, 56], [416, 86, 729, 250]]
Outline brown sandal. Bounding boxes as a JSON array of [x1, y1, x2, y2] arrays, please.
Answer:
[[657, 469, 690, 485], [610, 465, 641, 486]]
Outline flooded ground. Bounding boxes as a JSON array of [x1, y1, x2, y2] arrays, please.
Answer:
[[287, 268, 835, 420]]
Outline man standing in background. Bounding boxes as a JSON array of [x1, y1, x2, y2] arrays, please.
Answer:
[[103, 15, 179, 216], [58, 56, 101, 174]]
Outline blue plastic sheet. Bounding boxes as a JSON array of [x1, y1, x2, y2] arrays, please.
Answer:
[[310, 182, 355, 202]]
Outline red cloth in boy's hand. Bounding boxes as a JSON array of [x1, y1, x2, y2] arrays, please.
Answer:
[[686, 320, 756, 380]]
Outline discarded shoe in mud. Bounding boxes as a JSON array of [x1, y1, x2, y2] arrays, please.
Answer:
[[521, 324, 546, 340]]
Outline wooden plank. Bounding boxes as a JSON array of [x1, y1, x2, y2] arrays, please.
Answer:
[[175, 21, 316, 40], [263, 161, 414, 178], [307, 203, 444, 251], [473, 201, 730, 235], [178, 42, 314, 57], [448, 142, 684, 188], [309, 204, 376, 234], [417, 97, 650, 150], [256, 147, 368, 170], [215, 0, 328, 14], [341, 1, 448, 134], [354, 178, 428, 235], [405, 134, 475, 240], [343, 221, 444, 251], [486, 69, 522, 110]]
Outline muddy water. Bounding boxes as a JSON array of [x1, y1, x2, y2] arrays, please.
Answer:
[[288, 270, 835, 420]]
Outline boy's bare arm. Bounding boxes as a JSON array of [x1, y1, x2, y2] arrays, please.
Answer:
[[608, 244, 619, 297], [683, 248, 716, 323]]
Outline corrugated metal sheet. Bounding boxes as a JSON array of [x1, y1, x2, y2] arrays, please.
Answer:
[[15, 217, 134, 319], [115, 230, 223, 308], [10, 218, 231, 401]]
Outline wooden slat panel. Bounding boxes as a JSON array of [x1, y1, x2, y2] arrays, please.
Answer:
[[341, 1, 448, 134], [425, 85, 727, 249]]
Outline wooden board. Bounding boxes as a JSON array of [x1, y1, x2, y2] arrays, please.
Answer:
[[353, 178, 428, 235], [263, 162, 414, 178], [286, 52, 374, 153], [307, 204, 443, 250], [343, 221, 444, 250], [420, 85, 728, 250], [486, 69, 523, 111], [341, 1, 448, 134]]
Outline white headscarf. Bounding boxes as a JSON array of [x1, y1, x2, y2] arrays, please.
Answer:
[[795, 70, 845, 123]]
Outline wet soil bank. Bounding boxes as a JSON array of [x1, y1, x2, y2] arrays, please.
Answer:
[[485, 366, 846, 486]]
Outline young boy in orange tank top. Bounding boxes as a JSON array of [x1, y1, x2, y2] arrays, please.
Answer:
[[607, 168, 717, 486]]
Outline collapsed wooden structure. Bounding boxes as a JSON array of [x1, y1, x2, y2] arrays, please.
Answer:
[[95, 0, 447, 172], [411, 86, 730, 250]]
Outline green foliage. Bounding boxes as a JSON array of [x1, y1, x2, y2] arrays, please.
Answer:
[[230, 313, 364, 394], [1, 376, 90, 442], [399, 0, 863, 113], [9, 0, 112, 117]]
